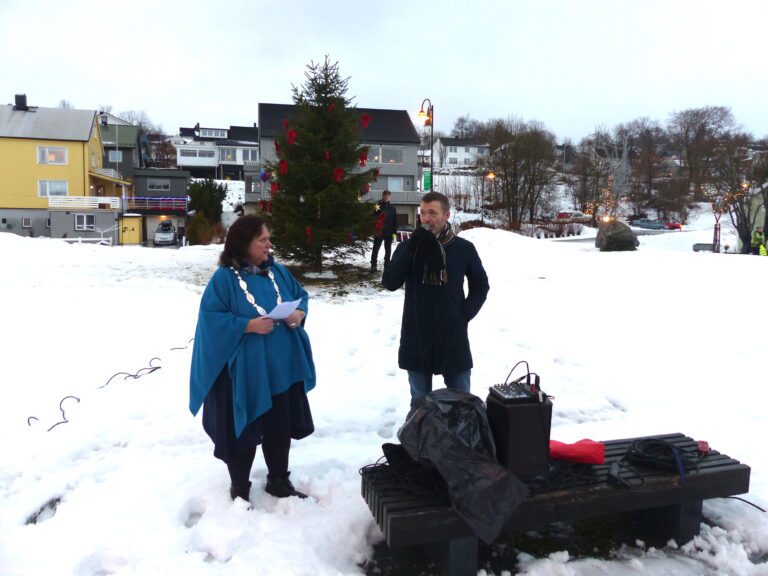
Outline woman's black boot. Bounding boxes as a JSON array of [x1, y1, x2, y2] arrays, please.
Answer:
[[229, 480, 252, 501], [265, 472, 307, 499]]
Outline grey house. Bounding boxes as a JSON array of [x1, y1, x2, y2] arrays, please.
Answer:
[[177, 124, 259, 180], [98, 112, 141, 180], [251, 103, 422, 226], [128, 168, 190, 243]]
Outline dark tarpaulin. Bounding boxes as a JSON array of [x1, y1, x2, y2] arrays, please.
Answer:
[[397, 389, 529, 544]]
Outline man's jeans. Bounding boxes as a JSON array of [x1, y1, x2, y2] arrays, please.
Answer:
[[408, 370, 471, 402], [371, 235, 393, 269]]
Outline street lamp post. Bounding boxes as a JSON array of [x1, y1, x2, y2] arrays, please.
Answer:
[[481, 171, 496, 223], [417, 98, 434, 190]]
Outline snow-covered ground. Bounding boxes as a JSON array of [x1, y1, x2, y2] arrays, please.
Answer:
[[1, 207, 767, 575]]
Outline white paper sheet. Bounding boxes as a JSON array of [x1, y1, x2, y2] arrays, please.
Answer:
[[263, 299, 302, 320]]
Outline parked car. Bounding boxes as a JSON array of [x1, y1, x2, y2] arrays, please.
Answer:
[[396, 224, 414, 242], [555, 211, 592, 223], [153, 221, 177, 246], [664, 220, 682, 230], [631, 218, 666, 230]]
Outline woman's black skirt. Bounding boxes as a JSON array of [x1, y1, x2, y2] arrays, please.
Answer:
[[202, 368, 314, 463]]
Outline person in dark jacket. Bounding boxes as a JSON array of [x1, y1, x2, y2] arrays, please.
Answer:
[[371, 190, 399, 271], [383, 191, 489, 403]]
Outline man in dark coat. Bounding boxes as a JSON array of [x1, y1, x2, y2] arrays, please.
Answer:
[[371, 190, 399, 271], [383, 191, 489, 403]]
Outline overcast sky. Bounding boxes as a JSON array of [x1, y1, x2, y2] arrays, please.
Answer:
[[2, 0, 766, 142]]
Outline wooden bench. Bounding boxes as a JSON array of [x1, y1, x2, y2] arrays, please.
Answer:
[[361, 433, 750, 576]]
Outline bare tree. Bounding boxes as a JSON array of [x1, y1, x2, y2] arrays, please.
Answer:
[[451, 115, 482, 139], [668, 106, 736, 201], [58, 99, 73, 109], [709, 132, 766, 253]]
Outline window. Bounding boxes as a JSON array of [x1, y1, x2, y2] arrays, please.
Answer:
[[22, 217, 31, 228], [148, 178, 171, 192], [37, 146, 67, 165], [179, 149, 196, 157], [46, 218, 51, 229], [449, 157, 458, 164], [366, 145, 380, 163], [38, 180, 68, 197], [448, 146, 457, 153], [220, 147, 237, 162], [198, 150, 215, 158], [388, 177, 403, 192], [75, 214, 95, 231], [381, 146, 403, 164], [465, 147, 470, 153], [200, 128, 227, 138], [108, 150, 123, 163], [464, 158, 473, 164], [242, 149, 259, 162]]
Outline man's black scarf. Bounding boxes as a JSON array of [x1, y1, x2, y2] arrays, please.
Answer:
[[423, 223, 455, 286]]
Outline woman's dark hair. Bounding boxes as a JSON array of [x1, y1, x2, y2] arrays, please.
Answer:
[[218, 215, 268, 268]]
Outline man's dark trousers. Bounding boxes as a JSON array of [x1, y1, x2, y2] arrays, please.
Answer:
[[371, 235, 393, 270]]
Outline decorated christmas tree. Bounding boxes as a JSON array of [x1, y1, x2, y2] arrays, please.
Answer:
[[267, 57, 377, 272]]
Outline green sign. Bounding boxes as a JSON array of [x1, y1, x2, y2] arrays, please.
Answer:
[[424, 170, 432, 191]]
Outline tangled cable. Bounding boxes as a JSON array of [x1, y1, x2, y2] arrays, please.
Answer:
[[98, 357, 162, 389]]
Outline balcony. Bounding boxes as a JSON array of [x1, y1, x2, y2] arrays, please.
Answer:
[[49, 196, 122, 210], [93, 168, 123, 180], [124, 196, 188, 212]]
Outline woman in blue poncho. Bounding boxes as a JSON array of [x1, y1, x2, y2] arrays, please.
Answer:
[[190, 215, 315, 501]]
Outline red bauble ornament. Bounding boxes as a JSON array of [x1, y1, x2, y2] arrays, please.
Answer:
[[359, 150, 368, 167], [328, 102, 336, 113], [270, 181, 279, 193], [287, 128, 297, 145], [333, 167, 344, 183], [324, 150, 331, 162], [361, 113, 372, 128], [279, 159, 288, 175], [306, 227, 313, 242]]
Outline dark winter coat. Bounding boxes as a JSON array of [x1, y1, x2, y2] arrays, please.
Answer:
[[382, 234, 489, 375], [374, 201, 398, 237]]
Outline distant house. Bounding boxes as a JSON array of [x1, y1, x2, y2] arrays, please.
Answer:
[[175, 124, 259, 180], [433, 137, 489, 169], [252, 103, 422, 226], [128, 168, 190, 244], [98, 112, 141, 181], [0, 94, 131, 244]]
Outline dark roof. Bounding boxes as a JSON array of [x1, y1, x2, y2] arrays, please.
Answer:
[[133, 168, 190, 178], [178, 124, 258, 142], [437, 136, 488, 147], [228, 124, 258, 141], [258, 103, 419, 144], [216, 139, 258, 147]]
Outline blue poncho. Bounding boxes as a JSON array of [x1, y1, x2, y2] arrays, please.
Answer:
[[189, 263, 316, 437]]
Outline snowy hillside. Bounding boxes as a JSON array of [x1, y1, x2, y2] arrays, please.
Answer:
[[1, 223, 767, 575]]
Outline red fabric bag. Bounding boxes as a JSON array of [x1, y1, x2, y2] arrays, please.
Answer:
[[549, 439, 605, 464]]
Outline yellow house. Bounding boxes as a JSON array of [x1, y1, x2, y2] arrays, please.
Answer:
[[0, 94, 130, 242]]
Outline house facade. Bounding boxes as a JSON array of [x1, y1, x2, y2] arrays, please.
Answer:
[[98, 112, 141, 181], [251, 103, 422, 226], [0, 95, 131, 244], [175, 124, 259, 180], [128, 168, 190, 243], [433, 137, 489, 169]]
